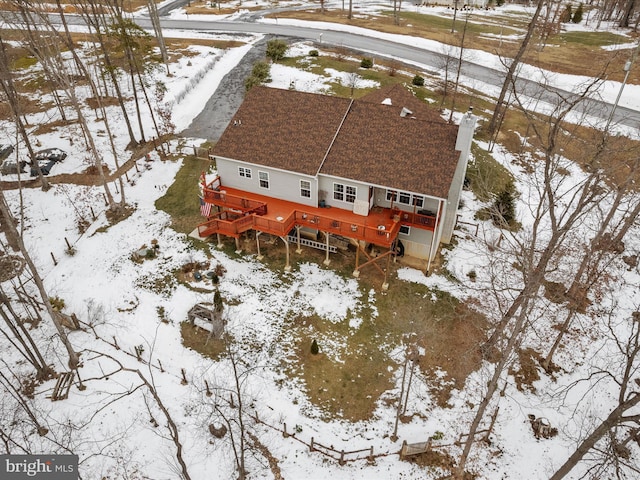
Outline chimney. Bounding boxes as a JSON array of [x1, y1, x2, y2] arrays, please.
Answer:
[[455, 107, 476, 154]]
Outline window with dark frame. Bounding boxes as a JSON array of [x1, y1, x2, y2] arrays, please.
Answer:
[[333, 183, 356, 203], [238, 166, 252, 178], [346, 185, 356, 203], [386, 190, 397, 202], [300, 180, 311, 198], [399, 192, 411, 205], [412, 195, 424, 208], [399, 225, 411, 235], [259, 171, 269, 189]]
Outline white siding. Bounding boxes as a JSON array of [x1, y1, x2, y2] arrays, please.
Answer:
[[215, 157, 317, 207]]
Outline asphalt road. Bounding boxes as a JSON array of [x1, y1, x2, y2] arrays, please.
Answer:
[[39, 12, 640, 138], [148, 17, 639, 135]]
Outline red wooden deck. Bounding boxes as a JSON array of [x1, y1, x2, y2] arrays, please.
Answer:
[[198, 183, 436, 249]]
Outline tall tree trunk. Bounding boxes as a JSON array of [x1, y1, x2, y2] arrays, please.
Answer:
[[549, 395, 640, 480], [147, 0, 170, 74], [487, 0, 545, 135], [0, 38, 49, 191], [0, 192, 80, 369]]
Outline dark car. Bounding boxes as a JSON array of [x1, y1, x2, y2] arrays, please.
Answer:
[[35, 148, 67, 163], [30, 148, 67, 177]]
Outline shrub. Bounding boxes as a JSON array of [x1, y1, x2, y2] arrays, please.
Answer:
[[309, 49, 319, 57], [310, 339, 319, 355], [360, 57, 373, 68], [412, 75, 425, 86], [491, 183, 517, 227], [251, 61, 271, 82], [572, 3, 583, 23], [266, 39, 288, 62], [245, 61, 271, 91]]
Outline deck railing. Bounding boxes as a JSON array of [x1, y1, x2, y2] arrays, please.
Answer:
[[199, 184, 433, 248]]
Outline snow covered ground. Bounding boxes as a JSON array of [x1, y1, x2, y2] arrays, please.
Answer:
[[1, 4, 640, 480]]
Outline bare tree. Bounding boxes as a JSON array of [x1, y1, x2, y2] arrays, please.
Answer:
[[487, 0, 545, 136], [550, 307, 640, 479], [454, 76, 612, 479], [0, 285, 54, 380], [0, 37, 49, 191], [147, 0, 170, 73], [543, 147, 640, 371], [448, 13, 471, 123], [0, 191, 80, 369]]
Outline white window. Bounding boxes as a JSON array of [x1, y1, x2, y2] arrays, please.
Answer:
[[333, 183, 356, 203], [386, 190, 397, 202], [399, 192, 411, 205], [412, 195, 424, 208], [238, 166, 252, 178], [345, 185, 356, 203], [399, 225, 411, 235], [300, 180, 311, 198], [259, 171, 269, 189]]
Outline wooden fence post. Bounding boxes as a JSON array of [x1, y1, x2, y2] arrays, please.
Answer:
[[50, 252, 57, 266], [339, 450, 345, 466], [205, 379, 212, 397], [368, 446, 374, 462], [283, 423, 289, 438], [181, 368, 188, 385], [309, 436, 314, 451], [158, 359, 164, 372], [90, 206, 96, 220]]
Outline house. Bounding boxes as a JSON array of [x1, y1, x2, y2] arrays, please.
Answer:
[[198, 84, 476, 281]]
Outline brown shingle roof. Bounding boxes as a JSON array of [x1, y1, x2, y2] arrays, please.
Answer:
[[321, 101, 460, 198], [213, 86, 461, 199], [358, 83, 446, 124], [214, 87, 351, 176]]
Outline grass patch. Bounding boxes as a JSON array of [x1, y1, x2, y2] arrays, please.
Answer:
[[155, 156, 213, 235], [287, 312, 394, 422], [559, 30, 630, 47], [247, 237, 487, 420], [466, 142, 514, 203], [181, 321, 226, 361]]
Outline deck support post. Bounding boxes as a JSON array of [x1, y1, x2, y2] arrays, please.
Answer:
[[234, 237, 241, 254], [353, 242, 361, 277], [216, 233, 223, 249], [323, 233, 331, 265], [280, 236, 291, 272], [256, 232, 263, 260], [382, 250, 391, 291], [295, 226, 302, 254]]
